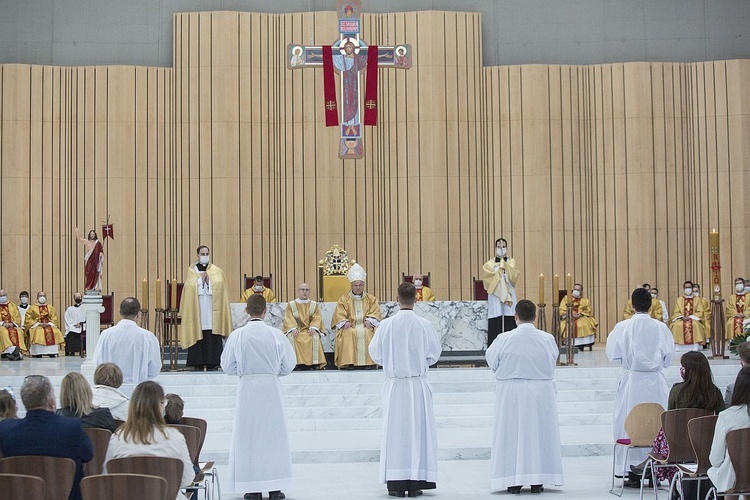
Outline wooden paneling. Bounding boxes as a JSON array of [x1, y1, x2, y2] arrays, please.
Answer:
[[0, 10, 747, 337]]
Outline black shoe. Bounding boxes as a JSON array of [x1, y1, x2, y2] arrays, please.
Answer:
[[531, 485, 544, 493], [243, 494, 261, 500], [408, 491, 423, 498], [624, 479, 641, 489], [389, 492, 406, 498], [508, 486, 522, 494], [269, 491, 285, 500]]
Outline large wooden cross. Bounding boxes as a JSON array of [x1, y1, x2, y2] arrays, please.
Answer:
[[287, 0, 412, 159]]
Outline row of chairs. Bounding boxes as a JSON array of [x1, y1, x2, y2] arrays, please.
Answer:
[[610, 403, 750, 499], [0, 416, 217, 500]]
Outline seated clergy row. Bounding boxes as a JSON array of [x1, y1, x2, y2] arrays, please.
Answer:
[[0, 289, 65, 359]]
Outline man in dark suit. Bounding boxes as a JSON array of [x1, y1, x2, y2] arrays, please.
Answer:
[[0, 374, 93, 500]]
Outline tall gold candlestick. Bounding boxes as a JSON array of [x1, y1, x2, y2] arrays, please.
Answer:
[[553, 274, 560, 305], [170, 279, 177, 310], [142, 278, 149, 309], [155, 278, 162, 309]]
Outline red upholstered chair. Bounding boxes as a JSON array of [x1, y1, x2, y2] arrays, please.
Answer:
[[472, 278, 488, 300], [401, 272, 431, 287], [100, 293, 115, 328], [243, 274, 273, 292], [165, 283, 185, 313]]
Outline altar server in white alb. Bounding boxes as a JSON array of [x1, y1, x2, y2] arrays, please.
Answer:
[[485, 299, 563, 494], [606, 287, 674, 477], [93, 297, 161, 397], [221, 294, 296, 500], [369, 282, 442, 498]]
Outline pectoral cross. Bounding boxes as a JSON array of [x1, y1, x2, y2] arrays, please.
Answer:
[[287, 0, 412, 159]]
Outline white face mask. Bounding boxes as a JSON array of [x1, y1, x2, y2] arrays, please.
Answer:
[[20, 297, 28, 305], [572, 290, 581, 298], [254, 285, 263, 292], [693, 290, 700, 297], [199, 255, 209, 265], [651, 293, 658, 299], [496, 247, 506, 258], [684, 288, 693, 296], [737, 283, 745, 293], [0, 296, 7, 304], [38, 296, 47, 304], [414, 279, 423, 288]]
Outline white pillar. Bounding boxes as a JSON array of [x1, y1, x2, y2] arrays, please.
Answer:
[[80, 291, 105, 380]]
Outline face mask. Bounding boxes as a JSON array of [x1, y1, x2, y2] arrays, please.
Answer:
[[684, 288, 693, 296], [693, 290, 700, 297], [650, 293, 658, 299], [572, 290, 581, 298], [254, 285, 263, 292], [496, 247, 506, 258], [74, 298, 82, 305], [20, 297, 28, 305], [38, 296, 47, 305], [0, 296, 7, 304], [199, 255, 209, 265], [414, 279, 423, 287], [737, 283, 745, 293]]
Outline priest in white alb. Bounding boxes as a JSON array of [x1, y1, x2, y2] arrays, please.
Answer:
[[369, 282, 442, 498], [221, 294, 296, 500], [485, 299, 563, 494], [331, 263, 382, 369], [606, 287, 674, 482], [282, 283, 327, 370]]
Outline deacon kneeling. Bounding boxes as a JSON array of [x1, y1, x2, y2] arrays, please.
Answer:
[[369, 282, 442, 498], [486, 299, 564, 494], [332, 263, 382, 369], [221, 294, 296, 500]]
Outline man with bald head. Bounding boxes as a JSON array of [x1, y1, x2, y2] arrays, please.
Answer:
[[0, 288, 26, 359], [282, 283, 327, 370], [412, 274, 435, 302], [24, 291, 64, 357]]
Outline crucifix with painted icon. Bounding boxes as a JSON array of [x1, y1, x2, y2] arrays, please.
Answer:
[[287, 0, 412, 159]]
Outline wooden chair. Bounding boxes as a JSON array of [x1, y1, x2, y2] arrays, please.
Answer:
[[83, 427, 112, 476], [0, 456, 76, 500], [401, 272, 431, 287], [113, 419, 125, 430], [609, 402, 664, 496], [0, 473, 46, 500], [705, 427, 750, 499], [472, 278, 488, 300], [80, 473, 167, 500], [672, 415, 718, 499], [642, 408, 712, 500], [168, 424, 201, 464], [180, 416, 220, 500], [106, 456, 183, 500]]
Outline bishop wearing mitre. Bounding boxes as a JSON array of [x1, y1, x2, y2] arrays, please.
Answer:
[[331, 263, 382, 369]]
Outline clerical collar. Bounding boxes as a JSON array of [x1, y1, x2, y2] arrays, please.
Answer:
[[196, 263, 208, 272], [248, 318, 263, 322], [400, 307, 413, 311], [296, 298, 310, 303], [74, 303, 81, 307], [350, 292, 363, 299], [19, 303, 28, 308]]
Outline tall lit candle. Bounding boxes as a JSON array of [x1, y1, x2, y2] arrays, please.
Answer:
[[539, 274, 545, 304], [155, 278, 162, 309], [170, 279, 177, 310], [709, 229, 721, 299], [142, 278, 148, 309], [566, 273, 573, 298], [553, 274, 560, 305]]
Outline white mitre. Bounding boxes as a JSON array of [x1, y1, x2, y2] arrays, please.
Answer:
[[347, 263, 367, 283]]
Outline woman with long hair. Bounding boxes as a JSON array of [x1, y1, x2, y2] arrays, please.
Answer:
[[103, 381, 194, 500], [630, 352, 724, 486], [708, 366, 750, 495], [56, 372, 117, 432], [0, 388, 17, 420]]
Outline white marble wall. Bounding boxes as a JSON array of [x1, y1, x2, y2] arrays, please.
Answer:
[[231, 300, 488, 352]]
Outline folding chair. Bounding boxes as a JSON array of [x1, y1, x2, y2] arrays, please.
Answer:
[[609, 402, 664, 496], [674, 415, 717, 500]]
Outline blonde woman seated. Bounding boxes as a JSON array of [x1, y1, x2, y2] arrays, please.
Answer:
[[56, 372, 117, 432], [91, 362, 130, 421], [104, 381, 195, 500]]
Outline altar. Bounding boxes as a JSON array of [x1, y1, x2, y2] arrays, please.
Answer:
[[230, 301, 488, 352]]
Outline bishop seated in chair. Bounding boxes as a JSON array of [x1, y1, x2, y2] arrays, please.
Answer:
[[241, 275, 276, 303], [283, 283, 327, 370], [332, 264, 382, 369]]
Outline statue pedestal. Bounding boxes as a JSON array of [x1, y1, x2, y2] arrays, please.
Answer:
[[80, 291, 105, 380]]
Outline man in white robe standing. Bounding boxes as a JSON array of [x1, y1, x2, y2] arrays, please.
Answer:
[[93, 297, 161, 397], [486, 299, 563, 494], [369, 282, 442, 498], [221, 293, 296, 500], [606, 287, 674, 487]]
